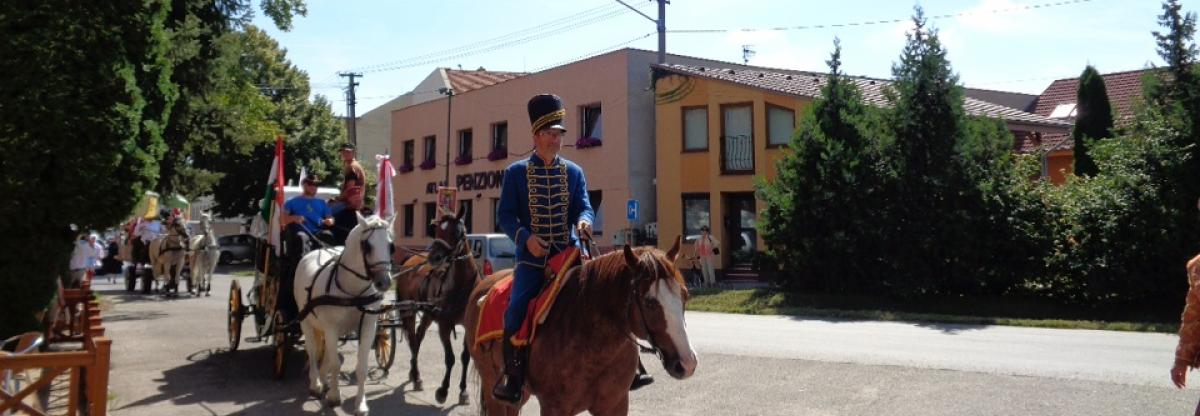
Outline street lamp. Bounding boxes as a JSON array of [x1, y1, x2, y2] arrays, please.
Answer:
[[438, 87, 454, 186]]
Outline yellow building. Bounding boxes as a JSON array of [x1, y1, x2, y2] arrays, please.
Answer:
[[653, 64, 1070, 277]]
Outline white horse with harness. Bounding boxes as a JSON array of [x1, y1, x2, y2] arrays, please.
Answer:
[[293, 212, 394, 416], [188, 212, 220, 296]]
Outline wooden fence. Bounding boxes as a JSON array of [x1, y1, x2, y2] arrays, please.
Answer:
[[0, 279, 111, 415]]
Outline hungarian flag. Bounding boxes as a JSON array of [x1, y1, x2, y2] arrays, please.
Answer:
[[258, 136, 286, 256], [376, 154, 396, 219]]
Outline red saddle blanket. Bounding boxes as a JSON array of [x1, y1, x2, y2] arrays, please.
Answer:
[[474, 247, 581, 348]]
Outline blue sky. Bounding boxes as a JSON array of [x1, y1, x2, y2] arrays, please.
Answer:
[[250, 0, 1196, 116]]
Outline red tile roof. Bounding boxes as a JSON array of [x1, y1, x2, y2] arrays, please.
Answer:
[[443, 68, 526, 93], [654, 64, 1072, 128], [1018, 68, 1156, 153], [1031, 68, 1153, 127]]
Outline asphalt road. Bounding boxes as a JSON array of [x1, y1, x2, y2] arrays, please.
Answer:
[[98, 270, 1199, 415]]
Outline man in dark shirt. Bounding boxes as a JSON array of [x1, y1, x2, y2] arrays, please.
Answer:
[[330, 184, 371, 245]]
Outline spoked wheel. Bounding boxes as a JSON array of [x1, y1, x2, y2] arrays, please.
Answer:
[[228, 280, 244, 351], [183, 267, 193, 294], [125, 266, 136, 292], [373, 321, 398, 374], [272, 310, 291, 380]]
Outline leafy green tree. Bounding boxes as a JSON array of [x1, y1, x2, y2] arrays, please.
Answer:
[[757, 39, 887, 292], [1072, 65, 1114, 176], [0, 1, 176, 337], [198, 26, 345, 218]]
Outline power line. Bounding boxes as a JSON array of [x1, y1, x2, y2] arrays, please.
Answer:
[[531, 32, 656, 73], [349, 3, 650, 74], [346, 3, 636, 73], [667, 0, 1097, 34]]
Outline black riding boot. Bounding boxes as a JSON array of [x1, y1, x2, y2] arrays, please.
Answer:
[[492, 334, 526, 404], [630, 356, 655, 390]]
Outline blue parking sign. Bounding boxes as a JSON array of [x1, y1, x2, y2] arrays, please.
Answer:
[[627, 199, 639, 221]]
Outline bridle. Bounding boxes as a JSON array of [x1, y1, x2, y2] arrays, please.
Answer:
[[418, 219, 475, 304], [625, 254, 675, 362]]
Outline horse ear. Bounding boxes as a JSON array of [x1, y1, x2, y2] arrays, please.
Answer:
[[356, 210, 367, 227], [456, 206, 467, 222], [623, 244, 638, 269], [667, 235, 682, 262]]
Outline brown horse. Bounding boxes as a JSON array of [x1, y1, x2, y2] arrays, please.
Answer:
[[393, 210, 479, 404], [464, 237, 698, 415]]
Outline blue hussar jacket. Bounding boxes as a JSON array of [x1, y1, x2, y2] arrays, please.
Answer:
[[497, 154, 594, 266]]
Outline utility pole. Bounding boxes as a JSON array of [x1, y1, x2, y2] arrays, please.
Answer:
[[614, 0, 668, 64], [338, 72, 362, 146]]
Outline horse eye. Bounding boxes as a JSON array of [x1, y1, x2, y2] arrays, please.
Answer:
[[644, 297, 659, 308]]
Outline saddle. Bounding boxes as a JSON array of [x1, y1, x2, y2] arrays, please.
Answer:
[[474, 247, 581, 349]]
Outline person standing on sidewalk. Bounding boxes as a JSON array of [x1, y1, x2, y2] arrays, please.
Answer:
[[695, 225, 720, 288]]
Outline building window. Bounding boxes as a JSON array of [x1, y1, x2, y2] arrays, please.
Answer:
[[682, 194, 710, 237], [767, 104, 795, 147], [456, 129, 473, 165], [459, 199, 473, 234], [577, 103, 602, 148], [682, 106, 708, 151], [403, 204, 414, 237], [421, 135, 436, 170], [721, 104, 754, 173], [424, 202, 437, 237], [401, 140, 415, 173], [491, 198, 502, 233], [489, 122, 508, 161]]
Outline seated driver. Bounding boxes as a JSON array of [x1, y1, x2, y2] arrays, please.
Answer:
[[280, 174, 334, 319]]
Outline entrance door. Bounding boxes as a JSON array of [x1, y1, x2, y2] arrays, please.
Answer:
[[723, 193, 757, 264]]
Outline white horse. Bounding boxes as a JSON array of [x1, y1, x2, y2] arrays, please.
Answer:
[[294, 212, 394, 416], [188, 212, 220, 296], [148, 218, 189, 294]]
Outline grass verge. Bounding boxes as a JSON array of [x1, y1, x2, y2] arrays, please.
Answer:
[[686, 288, 1178, 333]]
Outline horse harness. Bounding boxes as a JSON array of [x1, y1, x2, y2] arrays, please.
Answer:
[[291, 224, 393, 327]]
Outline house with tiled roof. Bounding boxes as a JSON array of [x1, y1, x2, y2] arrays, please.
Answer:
[[1016, 68, 1154, 184], [351, 68, 525, 162], [651, 63, 1071, 277]]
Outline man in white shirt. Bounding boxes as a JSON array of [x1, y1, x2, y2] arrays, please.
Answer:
[[68, 234, 95, 288]]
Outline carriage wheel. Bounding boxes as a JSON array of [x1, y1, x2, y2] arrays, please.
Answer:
[[373, 322, 398, 374], [183, 267, 193, 294], [141, 267, 153, 294], [125, 266, 136, 292], [228, 280, 244, 351], [272, 310, 291, 380]]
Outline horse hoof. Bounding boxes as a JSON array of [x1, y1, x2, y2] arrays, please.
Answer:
[[324, 396, 341, 407], [354, 409, 369, 416], [459, 392, 470, 405], [435, 387, 448, 404], [412, 381, 422, 391]]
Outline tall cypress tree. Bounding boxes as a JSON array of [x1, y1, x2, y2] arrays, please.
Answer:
[[1071, 65, 1114, 176], [758, 39, 883, 292]]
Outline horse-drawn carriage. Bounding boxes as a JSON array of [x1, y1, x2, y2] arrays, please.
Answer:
[[225, 186, 432, 382], [119, 192, 202, 296]]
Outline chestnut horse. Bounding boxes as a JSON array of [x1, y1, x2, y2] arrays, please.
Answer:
[[393, 210, 478, 404], [465, 237, 698, 415]]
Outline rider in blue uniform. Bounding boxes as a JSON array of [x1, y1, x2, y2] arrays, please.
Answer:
[[492, 94, 655, 403]]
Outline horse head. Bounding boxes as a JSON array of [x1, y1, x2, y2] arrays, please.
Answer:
[[623, 235, 698, 380], [424, 209, 474, 302], [348, 212, 395, 292]]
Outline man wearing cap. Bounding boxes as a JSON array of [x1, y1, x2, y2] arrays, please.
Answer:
[[281, 174, 335, 318], [493, 94, 650, 403], [340, 143, 366, 194]]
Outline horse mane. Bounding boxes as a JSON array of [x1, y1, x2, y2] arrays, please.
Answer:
[[547, 246, 681, 332]]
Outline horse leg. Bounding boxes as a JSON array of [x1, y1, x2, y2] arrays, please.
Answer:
[[458, 335, 471, 404], [353, 315, 377, 416], [406, 314, 434, 390], [300, 321, 324, 397], [434, 321, 455, 404], [321, 323, 342, 407]]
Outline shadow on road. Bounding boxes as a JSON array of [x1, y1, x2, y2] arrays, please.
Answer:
[[115, 345, 467, 415]]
